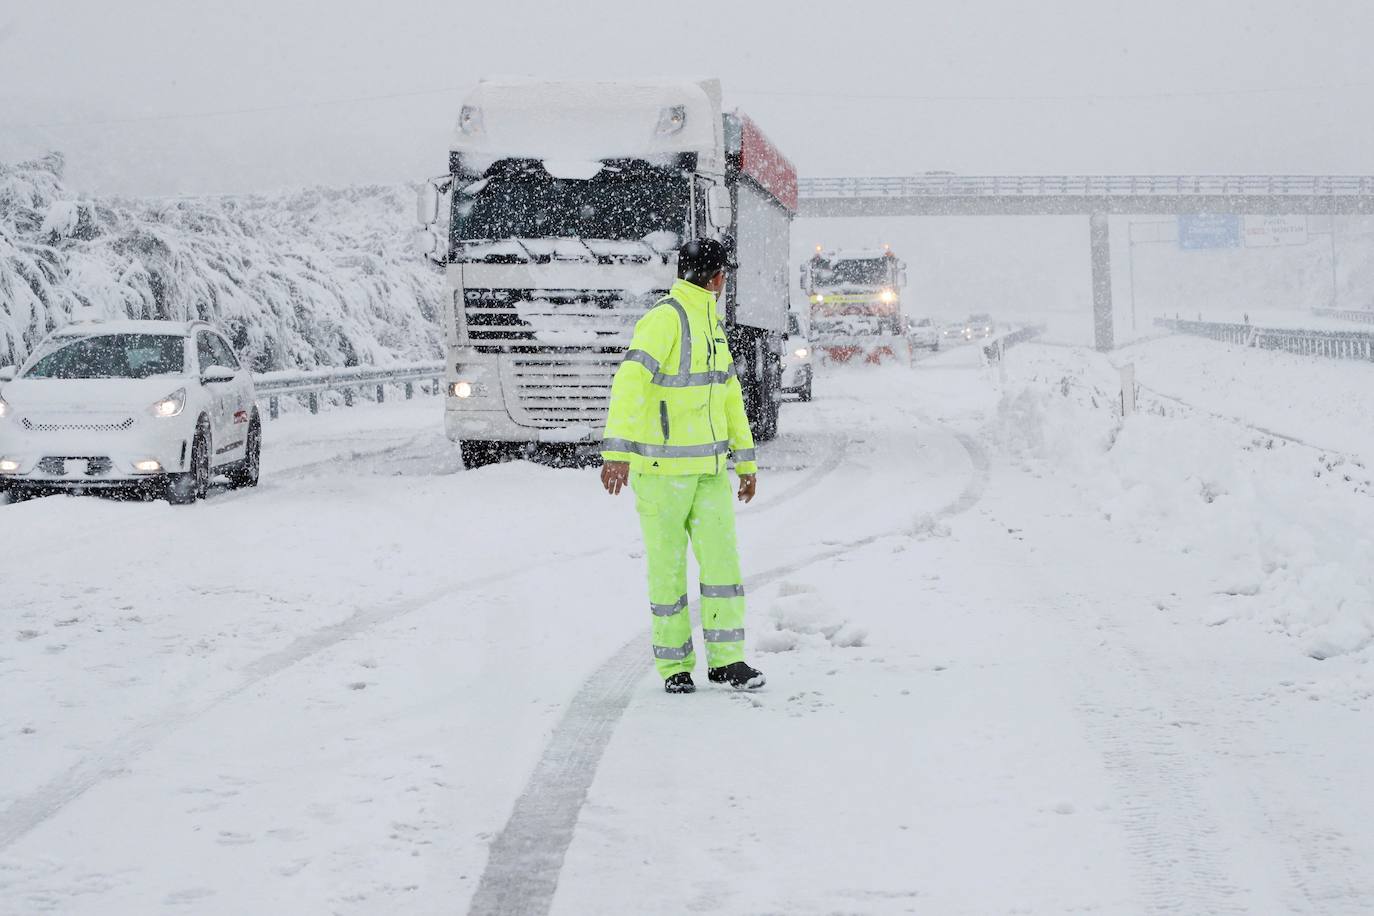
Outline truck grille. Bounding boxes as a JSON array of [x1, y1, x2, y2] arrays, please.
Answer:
[[502, 354, 622, 429], [465, 289, 662, 354]]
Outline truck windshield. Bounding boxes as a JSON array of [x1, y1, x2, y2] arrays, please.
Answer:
[[812, 258, 890, 288], [24, 334, 185, 380], [453, 161, 689, 243]]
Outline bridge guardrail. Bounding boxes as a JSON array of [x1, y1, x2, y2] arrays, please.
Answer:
[[798, 175, 1374, 200], [254, 362, 444, 419], [1155, 318, 1374, 362]]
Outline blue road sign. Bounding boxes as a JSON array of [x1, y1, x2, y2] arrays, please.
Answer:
[[1178, 214, 1241, 250]]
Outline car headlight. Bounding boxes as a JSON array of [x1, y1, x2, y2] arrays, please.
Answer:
[[149, 387, 187, 418], [793, 347, 809, 359], [0, 458, 20, 473], [878, 289, 896, 304]]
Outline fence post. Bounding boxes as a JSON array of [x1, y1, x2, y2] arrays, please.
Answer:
[[405, 381, 414, 400], [376, 384, 385, 403], [308, 393, 319, 414], [1120, 363, 1137, 416], [343, 388, 354, 407], [270, 396, 279, 420]]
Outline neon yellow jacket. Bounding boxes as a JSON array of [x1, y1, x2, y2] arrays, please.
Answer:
[[601, 279, 758, 476]]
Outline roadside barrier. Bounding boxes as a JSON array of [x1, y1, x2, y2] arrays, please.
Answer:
[[983, 325, 1045, 362], [253, 362, 444, 419], [1154, 318, 1374, 363], [1311, 307, 1374, 325]]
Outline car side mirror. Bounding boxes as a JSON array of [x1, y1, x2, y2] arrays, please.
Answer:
[[0, 367, 15, 382], [201, 365, 236, 385]]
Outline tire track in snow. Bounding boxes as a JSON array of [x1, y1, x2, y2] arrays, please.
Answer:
[[466, 423, 985, 916], [0, 546, 605, 852], [0, 436, 850, 853]]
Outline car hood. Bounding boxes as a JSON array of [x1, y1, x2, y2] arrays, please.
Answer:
[[1, 377, 191, 415]]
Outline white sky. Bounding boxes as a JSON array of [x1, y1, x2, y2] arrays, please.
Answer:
[[2, 0, 1373, 196]]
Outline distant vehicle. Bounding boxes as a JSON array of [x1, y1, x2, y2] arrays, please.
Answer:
[[967, 313, 994, 339], [0, 319, 260, 504], [779, 311, 813, 402], [416, 78, 798, 466], [905, 316, 941, 351], [942, 322, 970, 343], [800, 245, 908, 364]]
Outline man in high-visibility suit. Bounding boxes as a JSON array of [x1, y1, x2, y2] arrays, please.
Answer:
[[600, 239, 766, 694]]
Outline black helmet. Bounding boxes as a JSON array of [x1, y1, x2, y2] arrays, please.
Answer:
[[677, 238, 736, 284]]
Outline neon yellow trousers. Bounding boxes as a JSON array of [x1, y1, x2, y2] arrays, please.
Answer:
[[631, 471, 747, 678]]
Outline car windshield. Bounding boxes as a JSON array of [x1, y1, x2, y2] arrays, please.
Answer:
[[812, 258, 890, 288], [24, 334, 185, 380], [453, 160, 689, 242]]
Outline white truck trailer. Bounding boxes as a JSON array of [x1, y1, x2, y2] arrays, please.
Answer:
[[416, 79, 797, 467]]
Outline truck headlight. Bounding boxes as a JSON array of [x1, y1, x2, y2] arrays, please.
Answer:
[[458, 105, 484, 136], [133, 459, 163, 473], [793, 347, 809, 359], [450, 381, 489, 399], [149, 387, 187, 418], [878, 289, 896, 304], [655, 105, 687, 136], [0, 458, 19, 474]]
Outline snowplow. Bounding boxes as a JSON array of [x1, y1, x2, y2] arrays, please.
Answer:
[[800, 246, 908, 364], [415, 79, 797, 467]]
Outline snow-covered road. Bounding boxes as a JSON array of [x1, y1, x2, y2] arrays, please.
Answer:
[[3, 342, 1373, 914]]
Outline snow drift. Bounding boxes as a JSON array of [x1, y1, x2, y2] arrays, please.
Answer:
[[0, 153, 443, 372], [996, 344, 1374, 662]]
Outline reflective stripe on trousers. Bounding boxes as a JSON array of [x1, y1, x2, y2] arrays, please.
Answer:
[[653, 639, 694, 661]]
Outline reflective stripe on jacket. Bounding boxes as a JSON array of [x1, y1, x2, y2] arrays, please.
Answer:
[[601, 279, 758, 476]]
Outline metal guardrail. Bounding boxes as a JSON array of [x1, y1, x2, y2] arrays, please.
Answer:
[[1311, 307, 1374, 325], [983, 325, 1045, 361], [1155, 318, 1374, 362], [253, 362, 444, 419], [798, 175, 1374, 200]]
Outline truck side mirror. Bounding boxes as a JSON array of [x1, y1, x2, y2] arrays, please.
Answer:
[[706, 186, 733, 229], [0, 366, 15, 382], [417, 182, 440, 226]]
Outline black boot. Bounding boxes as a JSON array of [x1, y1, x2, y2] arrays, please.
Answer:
[[664, 672, 696, 694], [708, 661, 766, 690]]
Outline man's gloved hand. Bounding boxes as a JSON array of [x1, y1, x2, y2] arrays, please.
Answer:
[[601, 460, 630, 495], [737, 473, 756, 504]]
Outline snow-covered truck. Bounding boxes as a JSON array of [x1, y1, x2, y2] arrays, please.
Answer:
[[800, 246, 908, 364], [415, 79, 797, 468]]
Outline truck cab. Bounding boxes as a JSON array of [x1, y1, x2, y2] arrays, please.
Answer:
[[416, 79, 796, 467]]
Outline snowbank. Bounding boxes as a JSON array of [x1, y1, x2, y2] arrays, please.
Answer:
[[996, 344, 1374, 661], [0, 153, 443, 372]]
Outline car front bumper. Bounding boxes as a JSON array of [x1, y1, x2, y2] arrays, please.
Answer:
[[0, 417, 190, 486]]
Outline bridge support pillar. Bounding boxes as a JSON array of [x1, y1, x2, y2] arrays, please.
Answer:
[[1089, 212, 1114, 351]]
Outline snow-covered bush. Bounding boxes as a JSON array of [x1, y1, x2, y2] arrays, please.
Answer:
[[0, 153, 443, 371]]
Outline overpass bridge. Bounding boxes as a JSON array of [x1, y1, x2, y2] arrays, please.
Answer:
[[796, 175, 1374, 350]]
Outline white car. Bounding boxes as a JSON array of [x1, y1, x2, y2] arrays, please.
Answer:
[[779, 311, 813, 402], [0, 319, 261, 504], [906, 317, 942, 351]]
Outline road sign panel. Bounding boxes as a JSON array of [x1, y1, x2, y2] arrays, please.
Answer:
[[1178, 215, 1241, 250], [1243, 215, 1308, 247]]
